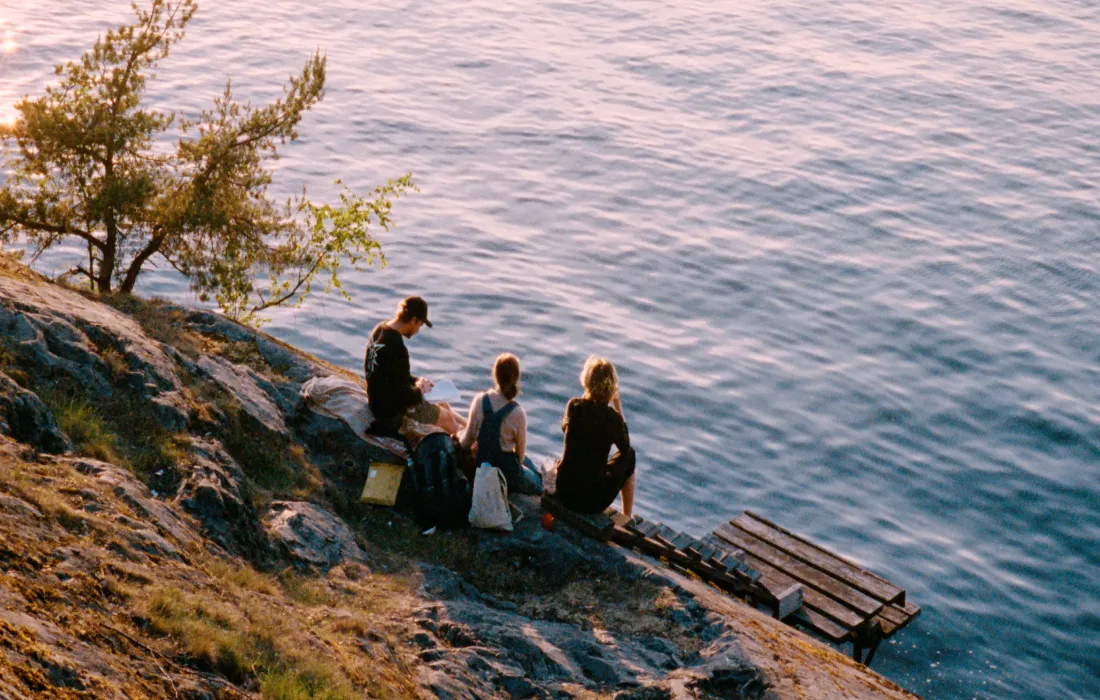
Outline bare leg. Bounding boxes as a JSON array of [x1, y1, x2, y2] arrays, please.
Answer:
[[620, 473, 636, 518], [436, 406, 466, 435]]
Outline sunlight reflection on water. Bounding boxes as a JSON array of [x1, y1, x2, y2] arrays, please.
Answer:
[[3, 1, 1099, 698]]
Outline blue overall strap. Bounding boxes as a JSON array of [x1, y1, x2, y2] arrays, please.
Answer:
[[475, 394, 518, 467]]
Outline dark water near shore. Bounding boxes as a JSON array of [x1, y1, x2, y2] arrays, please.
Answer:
[[3, 1, 1099, 697]]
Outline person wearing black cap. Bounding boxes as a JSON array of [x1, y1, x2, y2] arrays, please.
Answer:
[[364, 296, 461, 435]]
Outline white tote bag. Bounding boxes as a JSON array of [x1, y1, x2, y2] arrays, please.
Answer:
[[468, 463, 513, 531]]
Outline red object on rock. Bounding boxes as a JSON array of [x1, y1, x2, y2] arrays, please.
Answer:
[[541, 512, 555, 531]]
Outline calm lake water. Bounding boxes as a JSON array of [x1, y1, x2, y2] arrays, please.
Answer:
[[3, 1, 1099, 697]]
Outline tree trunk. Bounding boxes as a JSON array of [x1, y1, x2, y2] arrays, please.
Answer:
[[99, 153, 117, 293], [119, 232, 166, 294], [97, 235, 116, 293]]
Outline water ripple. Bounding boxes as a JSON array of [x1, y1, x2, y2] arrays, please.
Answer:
[[4, 1, 1099, 697]]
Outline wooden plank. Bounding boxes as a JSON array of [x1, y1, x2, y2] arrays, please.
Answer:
[[542, 495, 614, 540], [793, 608, 851, 643], [604, 508, 632, 529], [712, 529, 868, 630], [671, 533, 697, 552], [874, 609, 902, 636], [653, 524, 679, 548], [714, 524, 884, 619], [897, 599, 921, 618], [700, 534, 762, 583], [697, 543, 719, 562], [774, 583, 804, 620], [875, 602, 920, 637], [734, 513, 904, 604], [609, 525, 643, 548]]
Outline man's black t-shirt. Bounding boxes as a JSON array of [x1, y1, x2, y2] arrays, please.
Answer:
[[364, 322, 422, 429]]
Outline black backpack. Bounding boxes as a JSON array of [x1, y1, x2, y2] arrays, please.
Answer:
[[407, 433, 471, 530]]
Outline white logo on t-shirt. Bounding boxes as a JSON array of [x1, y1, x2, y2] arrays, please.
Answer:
[[366, 339, 385, 377]]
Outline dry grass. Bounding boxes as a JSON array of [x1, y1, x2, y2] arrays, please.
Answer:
[[95, 293, 208, 358], [0, 249, 47, 283], [141, 586, 356, 697], [0, 443, 425, 699]]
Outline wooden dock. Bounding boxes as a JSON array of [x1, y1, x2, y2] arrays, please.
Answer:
[[541, 496, 920, 665]]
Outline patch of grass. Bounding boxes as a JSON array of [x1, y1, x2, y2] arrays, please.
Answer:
[[218, 339, 269, 373], [141, 587, 356, 698], [1, 462, 98, 537], [219, 405, 318, 497], [0, 345, 29, 386], [50, 394, 124, 464], [204, 560, 281, 597], [0, 250, 46, 283], [279, 572, 337, 607], [99, 347, 130, 380], [40, 388, 184, 478]]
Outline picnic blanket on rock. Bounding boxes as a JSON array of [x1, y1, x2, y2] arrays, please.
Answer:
[[298, 375, 437, 461]]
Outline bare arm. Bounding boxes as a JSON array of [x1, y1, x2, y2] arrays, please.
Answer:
[[513, 408, 527, 465], [459, 394, 482, 450]]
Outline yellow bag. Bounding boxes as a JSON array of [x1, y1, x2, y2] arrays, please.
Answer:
[[360, 461, 405, 506]]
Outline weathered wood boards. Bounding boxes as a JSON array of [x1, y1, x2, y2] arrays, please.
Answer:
[[538, 496, 919, 666], [714, 511, 920, 663], [541, 494, 615, 540], [732, 512, 905, 604]]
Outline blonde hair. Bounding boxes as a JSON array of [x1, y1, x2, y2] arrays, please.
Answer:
[[580, 356, 617, 405], [493, 353, 521, 400]]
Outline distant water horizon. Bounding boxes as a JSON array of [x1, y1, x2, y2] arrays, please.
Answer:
[[3, 1, 1098, 697]]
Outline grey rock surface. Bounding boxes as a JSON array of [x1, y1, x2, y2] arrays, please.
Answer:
[[409, 513, 772, 700], [195, 354, 289, 440], [149, 389, 192, 432], [263, 500, 367, 571], [185, 310, 325, 384], [173, 437, 272, 566], [0, 371, 71, 453], [0, 276, 181, 400], [67, 457, 199, 553]]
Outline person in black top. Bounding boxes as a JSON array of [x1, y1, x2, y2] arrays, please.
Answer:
[[554, 356, 636, 516], [364, 296, 463, 436]]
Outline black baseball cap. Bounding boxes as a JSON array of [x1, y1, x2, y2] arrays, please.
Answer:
[[399, 296, 432, 327]]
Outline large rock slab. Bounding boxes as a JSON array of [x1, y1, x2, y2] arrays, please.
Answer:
[[0, 371, 71, 453], [173, 438, 272, 566], [0, 276, 181, 399], [195, 355, 289, 440], [185, 310, 328, 384], [263, 501, 367, 571]]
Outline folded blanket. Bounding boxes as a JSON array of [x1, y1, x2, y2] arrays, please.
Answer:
[[299, 376, 409, 460]]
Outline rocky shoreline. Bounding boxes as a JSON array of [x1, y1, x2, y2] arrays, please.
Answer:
[[0, 255, 919, 699]]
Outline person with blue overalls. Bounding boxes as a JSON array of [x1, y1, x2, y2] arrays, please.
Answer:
[[459, 353, 543, 495]]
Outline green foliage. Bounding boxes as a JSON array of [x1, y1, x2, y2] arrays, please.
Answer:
[[0, 0, 413, 325]]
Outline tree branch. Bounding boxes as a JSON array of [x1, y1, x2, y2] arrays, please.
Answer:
[[250, 251, 326, 314], [68, 265, 96, 286], [2, 215, 105, 251], [119, 229, 167, 293]]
